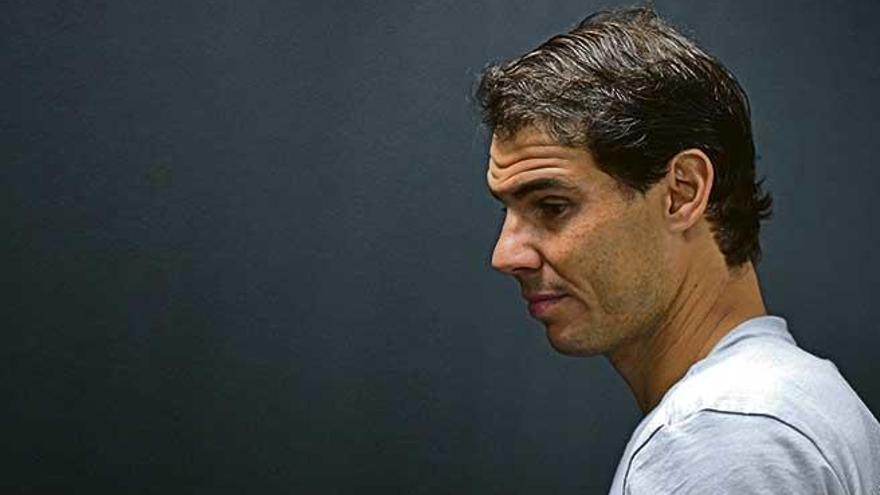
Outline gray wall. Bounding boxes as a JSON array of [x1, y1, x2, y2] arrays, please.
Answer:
[[3, 1, 878, 493]]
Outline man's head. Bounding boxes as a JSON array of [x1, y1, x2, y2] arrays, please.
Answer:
[[479, 8, 772, 356]]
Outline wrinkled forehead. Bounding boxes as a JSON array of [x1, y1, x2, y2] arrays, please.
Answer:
[[487, 128, 587, 189]]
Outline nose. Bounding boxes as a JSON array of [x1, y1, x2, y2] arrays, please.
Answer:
[[491, 212, 542, 274]]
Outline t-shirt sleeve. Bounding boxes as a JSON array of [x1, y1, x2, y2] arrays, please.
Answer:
[[624, 410, 848, 495]]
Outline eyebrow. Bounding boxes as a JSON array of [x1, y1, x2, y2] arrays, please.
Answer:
[[491, 178, 579, 201]]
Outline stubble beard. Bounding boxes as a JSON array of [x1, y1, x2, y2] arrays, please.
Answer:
[[545, 264, 672, 358], [546, 308, 660, 358]]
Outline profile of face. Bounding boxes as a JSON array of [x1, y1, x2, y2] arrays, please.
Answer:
[[487, 127, 678, 356]]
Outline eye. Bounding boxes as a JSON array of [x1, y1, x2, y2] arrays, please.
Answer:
[[537, 199, 570, 218]]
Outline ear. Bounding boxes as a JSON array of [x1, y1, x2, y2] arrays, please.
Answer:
[[663, 149, 714, 232]]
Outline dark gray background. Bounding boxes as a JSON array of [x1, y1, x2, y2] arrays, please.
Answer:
[[3, 0, 878, 493]]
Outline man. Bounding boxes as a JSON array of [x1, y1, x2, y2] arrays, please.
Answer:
[[478, 7, 880, 494]]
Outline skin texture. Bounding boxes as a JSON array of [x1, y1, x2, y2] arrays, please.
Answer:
[[488, 127, 767, 412]]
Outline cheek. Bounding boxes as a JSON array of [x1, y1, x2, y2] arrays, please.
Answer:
[[544, 218, 619, 297], [601, 217, 669, 315], [578, 230, 634, 311], [554, 211, 667, 313]]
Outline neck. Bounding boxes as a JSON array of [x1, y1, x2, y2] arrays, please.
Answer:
[[607, 257, 767, 414]]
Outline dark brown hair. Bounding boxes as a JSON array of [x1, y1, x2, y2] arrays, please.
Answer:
[[476, 7, 772, 266]]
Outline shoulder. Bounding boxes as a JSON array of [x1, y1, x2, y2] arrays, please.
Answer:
[[625, 410, 845, 494], [664, 332, 878, 451], [666, 330, 847, 419], [634, 331, 880, 494]]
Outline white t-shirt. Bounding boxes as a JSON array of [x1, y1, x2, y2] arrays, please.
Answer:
[[609, 316, 880, 494]]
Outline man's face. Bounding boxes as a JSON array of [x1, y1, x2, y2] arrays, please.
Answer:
[[487, 127, 675, 356]]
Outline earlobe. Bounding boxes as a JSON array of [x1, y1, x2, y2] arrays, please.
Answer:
[[664, 149, 714, 232]]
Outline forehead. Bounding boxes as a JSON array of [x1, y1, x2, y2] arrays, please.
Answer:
[[487, 127, 600, 193]]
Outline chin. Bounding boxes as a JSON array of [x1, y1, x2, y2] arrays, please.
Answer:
[[544, 322, 607, 357]]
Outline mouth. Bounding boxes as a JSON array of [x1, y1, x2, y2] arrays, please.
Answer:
[[525, 294, 567, 318]]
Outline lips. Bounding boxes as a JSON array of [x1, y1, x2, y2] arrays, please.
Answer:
[[525, 294, 567, 318]]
